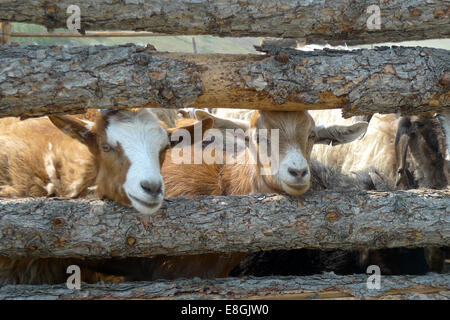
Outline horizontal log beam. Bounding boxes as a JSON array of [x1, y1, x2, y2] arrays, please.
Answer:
[[0, 44, 202, 118], [0, 274, 448, 300], [0, 190, 448, 259], [10, 32, 177, 38], [0, 44, 449, 118], [0, 1, 449, 45]]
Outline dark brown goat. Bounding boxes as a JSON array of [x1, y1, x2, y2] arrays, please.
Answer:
[[395, 114, 449, 189]]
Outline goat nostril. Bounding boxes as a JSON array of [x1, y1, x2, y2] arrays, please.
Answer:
[[300, 168, 309, 178], [140, 180, 162, 195], [288, 168, 298, 177], [288, 168, 309, 179]]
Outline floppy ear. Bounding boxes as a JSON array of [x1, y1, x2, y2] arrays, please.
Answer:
[[167, 118, 214, 146], [314, 121, 368, 146], [195, 109, 250, 131], [48, 115, 98, 153]]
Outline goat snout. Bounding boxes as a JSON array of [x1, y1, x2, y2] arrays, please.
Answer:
[[140, 180, 163, 196], [288, 167, 309, 179], [285, 166, 310, 186]]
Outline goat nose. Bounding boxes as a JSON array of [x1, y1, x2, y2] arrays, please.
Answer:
[[140, 180, 162, 195], [288, 167, 309, 179]]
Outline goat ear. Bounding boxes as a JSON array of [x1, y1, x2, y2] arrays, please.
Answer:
[[314, 121, 368, 146], [48, 115, 98, 152], [167, 118, 214, 146], [195, 109, 250, 131]]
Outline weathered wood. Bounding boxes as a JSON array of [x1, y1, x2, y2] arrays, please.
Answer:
[[0, 44, 202, 118], [0, 190, 448, 259], [230, 45, 450, 117], [0, 1, 449, 45], [0, 274, 448, 300], [0, 23, 12, 45], [10, 31, 176, 38], [0, 44, 449, 118]]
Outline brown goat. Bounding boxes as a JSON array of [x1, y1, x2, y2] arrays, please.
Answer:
[[395, 114, 449, 189], [98, 110, 369, 281], [0, 109, 211, 284]]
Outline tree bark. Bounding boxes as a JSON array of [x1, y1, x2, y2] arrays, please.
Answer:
[[0, 274, 448, 300], [0, 44, 202, 118], [0, 1, 449, 45], [0, 44, 449, 118], [0, 190, 448, 259]]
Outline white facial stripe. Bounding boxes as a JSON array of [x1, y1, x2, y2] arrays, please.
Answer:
[[282, 149, 309, 171], [105, 111, 168, 215]]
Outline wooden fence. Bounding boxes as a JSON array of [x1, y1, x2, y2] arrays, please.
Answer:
[[0, 0, 449, 300]]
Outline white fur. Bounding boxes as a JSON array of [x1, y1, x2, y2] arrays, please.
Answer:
[[43, 143, 59, 195], [80, 119, 94, 132], [439, 112, 450, 161], [295, 44, 353, 52], [211, 108, 254, 121], [310, 110, 398, 181], [278, 148, 310, 188], [106, 110, 169, 215]]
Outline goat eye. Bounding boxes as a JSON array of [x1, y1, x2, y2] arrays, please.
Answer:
[[102, 143, 113, 152], [308, 132, 316, 140]]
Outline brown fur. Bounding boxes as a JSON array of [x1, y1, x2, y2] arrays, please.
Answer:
[[0, 117, 96, 198], [91, 111, 383, 281], [395, 114, 449, 189], [144, 111, 316, 280], [0, 109, 209, 284]]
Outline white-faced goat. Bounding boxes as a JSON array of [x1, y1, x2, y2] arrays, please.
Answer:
[[95, 109, 376, 281], [0, 108, 210, 284]]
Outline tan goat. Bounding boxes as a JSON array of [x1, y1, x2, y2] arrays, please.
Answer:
[[0, 108, 211, 284], [109, 110, 368, 280]]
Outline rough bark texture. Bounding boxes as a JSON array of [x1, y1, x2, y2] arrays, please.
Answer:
[[0, 44, 449, 118], [0, 44, 202, 118], [0, 190, 448, 259], [0, 274, 448, 300], [0, 1, 449, 45], [239, 45, 450, 117]]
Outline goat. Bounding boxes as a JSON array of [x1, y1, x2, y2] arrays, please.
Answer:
[[393, 113, 449, 272], [94, 109, 370, 281], [174, 110, 443, 277], [308, 110, 449, 275], [395, 114, 449, 189], [310, 109, 449, 190], [0, 109, 211, 284], [310, 110, 400, 182]]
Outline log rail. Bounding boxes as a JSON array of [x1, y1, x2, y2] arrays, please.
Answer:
[[0, 44, 448, 119], [0, 190, 448, 259], [0, 274, 448, 300], [0, 0, 449, 45]]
